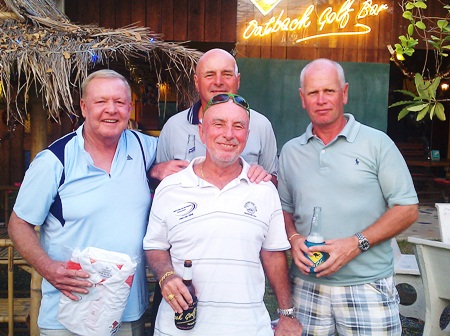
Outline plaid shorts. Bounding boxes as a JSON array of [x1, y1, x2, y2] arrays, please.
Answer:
[[291, 276, 402, 336]]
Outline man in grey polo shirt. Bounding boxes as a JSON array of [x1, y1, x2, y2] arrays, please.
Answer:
[[278, 58, 418, 335], [150, 48, 278, 184]]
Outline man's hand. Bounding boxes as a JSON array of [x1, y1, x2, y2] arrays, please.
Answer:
[[44, 260, 92, 301], [150, 160, 189, 181], [288, 234, 316, 275], [248, 164, 272, 183], [160, 274, 193, 314], [310, 236, 361, 277], [275, 316, 303, 335]]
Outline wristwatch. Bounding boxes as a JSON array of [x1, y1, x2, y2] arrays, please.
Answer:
[[277, 307, 296, 318], [355, 232, 370, 252]]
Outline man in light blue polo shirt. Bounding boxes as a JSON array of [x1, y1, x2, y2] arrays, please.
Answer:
[[9, 69, 157, 335], [278, 59, 419, 335]]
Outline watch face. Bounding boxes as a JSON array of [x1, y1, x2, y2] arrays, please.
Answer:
[[356, 233, 370, 251], [360, 239, 370, 251]]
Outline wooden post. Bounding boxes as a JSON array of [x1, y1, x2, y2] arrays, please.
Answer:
[[29, 261, 42, 336], [9, 124, 24, 184], [30, 98, 47, 160]]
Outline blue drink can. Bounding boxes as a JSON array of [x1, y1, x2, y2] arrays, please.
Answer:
[[304, 239, 329, 274]]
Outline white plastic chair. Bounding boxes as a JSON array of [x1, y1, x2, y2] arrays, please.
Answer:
[[435, 203, 450, 244], [391, 238, 425, 321], [407, 237, 450, 335]]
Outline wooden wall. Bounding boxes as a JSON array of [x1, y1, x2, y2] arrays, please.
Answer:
[[1, 0, 446, 185], [64, 0, 444, 64], [65, 0, 237, 43]]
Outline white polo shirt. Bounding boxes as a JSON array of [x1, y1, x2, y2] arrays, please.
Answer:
[[144, 157, 289, 335]]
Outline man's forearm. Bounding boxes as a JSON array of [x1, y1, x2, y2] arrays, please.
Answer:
[[261, 250, 293, 309], [8, 211, 54, 278], [145, 249, 174, 280]]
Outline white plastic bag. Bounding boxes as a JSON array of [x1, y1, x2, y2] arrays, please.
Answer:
[[57, 247, 137, 336]]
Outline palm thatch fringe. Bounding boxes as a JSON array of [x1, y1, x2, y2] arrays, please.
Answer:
[[0, 0, 202, 123]]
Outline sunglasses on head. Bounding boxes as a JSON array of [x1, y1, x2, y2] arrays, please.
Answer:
[[204, 94, 250, 116]]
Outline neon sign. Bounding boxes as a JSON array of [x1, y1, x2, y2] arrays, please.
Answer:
[[250, 0, 283, 16], [240, 0, 388, 45]]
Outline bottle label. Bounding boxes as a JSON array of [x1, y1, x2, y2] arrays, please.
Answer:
[[175, 297, 198, 330], [304, 240, 329, 274], [307, 251, 328, 269]]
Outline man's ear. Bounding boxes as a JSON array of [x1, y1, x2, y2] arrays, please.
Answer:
[[198, 123, 206, 144], [80, 99, 87, 118], [194, 74, 199, 92], [299, 88, 306, 109]]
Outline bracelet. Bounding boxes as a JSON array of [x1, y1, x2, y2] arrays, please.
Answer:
[[288, 233, 300, 241], [159, 271, 176, 287]]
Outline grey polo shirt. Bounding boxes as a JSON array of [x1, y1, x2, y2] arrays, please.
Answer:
[[278, 114, 418, 286]]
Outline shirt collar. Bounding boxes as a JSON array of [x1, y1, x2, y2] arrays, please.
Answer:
[[187, 100, 202, 125], [76, 122, 128, 150], [300, 113, 360, 145], [180, 156, 251, 187]]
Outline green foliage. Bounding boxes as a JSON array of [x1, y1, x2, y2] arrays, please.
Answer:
[[390, 74, 446, 121], [390, 0, 450, 121]]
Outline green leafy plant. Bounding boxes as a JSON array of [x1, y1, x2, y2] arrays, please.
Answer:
[[388, 0, 450, 121], [390, 73, 445, 121]]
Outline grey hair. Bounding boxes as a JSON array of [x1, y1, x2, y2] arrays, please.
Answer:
[[300, 58, 346, 88], [81, 69, 131, 100]]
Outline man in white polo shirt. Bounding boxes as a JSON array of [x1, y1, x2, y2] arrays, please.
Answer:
[[147, 48, 277, 334], [144, 94, 302, 335]]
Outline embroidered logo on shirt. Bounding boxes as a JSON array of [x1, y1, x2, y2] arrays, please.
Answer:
[[244, 201, 257, 217], [127, 155, 133, 160], [355, 158, 359, 165], [174, 202, 197, 220]]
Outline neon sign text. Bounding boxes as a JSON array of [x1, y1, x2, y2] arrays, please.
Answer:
[[242, 0, 388, 43]]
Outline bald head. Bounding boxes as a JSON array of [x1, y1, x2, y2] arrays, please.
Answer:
[[196, 49, 239, 75], [194, 49, 241, 109]]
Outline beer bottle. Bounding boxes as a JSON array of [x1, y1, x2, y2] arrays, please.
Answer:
[[174, 260, 198, 330], [184, 134, 196, 162], [304, 206, 329, 274]]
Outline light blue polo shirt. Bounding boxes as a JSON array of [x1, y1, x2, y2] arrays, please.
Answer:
[[278, 114, 418, 286], [14, 124, 157, 329]]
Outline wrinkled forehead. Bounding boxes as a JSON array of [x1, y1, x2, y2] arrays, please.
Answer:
[[84, 77, 131, 100]]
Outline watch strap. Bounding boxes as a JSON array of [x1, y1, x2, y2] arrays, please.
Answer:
[[355, 232, 370, 252], [277, 307, 296, 318]]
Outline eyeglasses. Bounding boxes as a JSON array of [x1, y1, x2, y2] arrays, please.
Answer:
[[204, 94, 250, 117]]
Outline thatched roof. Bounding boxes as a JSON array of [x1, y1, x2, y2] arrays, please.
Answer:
[[0, 0, 202, 123]]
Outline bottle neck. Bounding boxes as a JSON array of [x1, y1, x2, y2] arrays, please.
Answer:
[[307, 207, 324, 242]]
